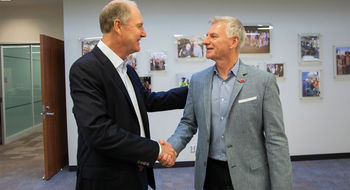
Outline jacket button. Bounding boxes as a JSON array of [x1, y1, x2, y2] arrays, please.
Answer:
[[227, 145, 232, 148]]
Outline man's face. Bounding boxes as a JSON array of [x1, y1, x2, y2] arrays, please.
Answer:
[[120, 5, 146, 55], [203, 22, 233, 61], [186, 43, 191, 51]]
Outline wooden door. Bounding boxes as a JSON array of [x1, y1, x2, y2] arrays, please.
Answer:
[[40, 34, 68, 180]]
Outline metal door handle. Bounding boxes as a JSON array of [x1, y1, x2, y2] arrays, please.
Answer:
[[41, 105, 55, 118], [41, 112, 55, 116]]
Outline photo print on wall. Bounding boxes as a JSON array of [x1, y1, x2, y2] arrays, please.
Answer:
[[333, 45, 350, 78], [266, 63, 285, 78], [174, 35, 205, 60], [126, 53, 137, 69], [298, 33, 321, 64], [300, 70, 322, 99], [176, 73, 192, 87], [241, 25, 272, 54], [139, 76, 151, 92], [149, 51, 167, 71], [81, 37, 101, 55]]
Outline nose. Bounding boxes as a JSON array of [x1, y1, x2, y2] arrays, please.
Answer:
[[203, 36, 209, 45], [141, 27, 147, 38]]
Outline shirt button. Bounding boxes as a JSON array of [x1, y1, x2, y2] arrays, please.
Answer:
[[223, 82, 226, 85], [221, 98, 224, 102], [221, 136, 224, 139], [221, 116, 224, 120]]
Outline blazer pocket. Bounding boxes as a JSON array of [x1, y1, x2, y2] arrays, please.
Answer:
[[238, 96, 257, 104], [249, 155, 268, 170]]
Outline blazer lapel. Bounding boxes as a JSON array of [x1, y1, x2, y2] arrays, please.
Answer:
[[227, 63, 248, 112], [202, 67, 214, 134], [126, 66, 151, 138], [92, 47, 149, 137], [92, 47, 134, 108]]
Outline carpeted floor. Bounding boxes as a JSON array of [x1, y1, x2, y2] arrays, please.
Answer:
[[0, 129, 349, 190]]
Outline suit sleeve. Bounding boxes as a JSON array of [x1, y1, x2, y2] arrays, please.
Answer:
[[167, 77, 198, 154], [263, 75, 293, 190], [128, 67, 188, 112], [144, 86, 188, 112], [70, 62, 159, 167]]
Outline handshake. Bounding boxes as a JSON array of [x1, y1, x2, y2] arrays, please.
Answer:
[[157, 140, 177, 167]]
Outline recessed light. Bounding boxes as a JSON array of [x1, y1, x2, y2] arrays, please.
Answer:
[[0, 0, 12, 2]]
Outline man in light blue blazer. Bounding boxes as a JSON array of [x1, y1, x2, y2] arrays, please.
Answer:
[[166, 16, 293, 190]]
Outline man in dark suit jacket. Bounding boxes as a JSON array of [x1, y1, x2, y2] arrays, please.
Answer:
[[69, 1, 187, 189]]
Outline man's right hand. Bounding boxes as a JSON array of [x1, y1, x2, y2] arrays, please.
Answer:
[[157, 140, 177, 167]]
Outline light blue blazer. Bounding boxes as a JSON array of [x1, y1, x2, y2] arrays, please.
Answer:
[[168, 62, 293, 190]]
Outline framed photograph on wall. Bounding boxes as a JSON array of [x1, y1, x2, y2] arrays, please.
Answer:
[[81, 37, 101, 55], [139, 76, 151, 92], [299, 70, 322, 99], [298, 33, 321, 64], [126, 53, 137, 69], [241, 25, 272, 54], [333, 45, 350, 78], [150, 51, 167, 71], [176, 73, 192, 87], [174, 35, 205, 60], [266, 63, 285, 78]]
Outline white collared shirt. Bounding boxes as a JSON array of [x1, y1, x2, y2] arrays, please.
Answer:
[[97, 41, 146, 138]]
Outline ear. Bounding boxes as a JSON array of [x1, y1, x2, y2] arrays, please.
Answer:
[[113, 19, 123, 34], [230, 36, 240, 49]]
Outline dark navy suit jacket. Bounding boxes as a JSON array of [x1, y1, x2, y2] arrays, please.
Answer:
[[70, 46, 187, 190]]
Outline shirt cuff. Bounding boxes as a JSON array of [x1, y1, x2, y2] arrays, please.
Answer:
[[158, 142, 162, 156]]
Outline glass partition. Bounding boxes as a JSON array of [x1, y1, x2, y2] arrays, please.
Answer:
[[3, 46, 33, 137], [1, 44, 42, 141], [32, 45, 42, 125]]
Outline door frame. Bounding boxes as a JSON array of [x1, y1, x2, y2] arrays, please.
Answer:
[[0, 45, 3, 145]]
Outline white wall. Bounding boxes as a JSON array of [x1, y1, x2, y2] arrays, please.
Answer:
[[0, 2, 63, 43], [64, 0, 350, 166]]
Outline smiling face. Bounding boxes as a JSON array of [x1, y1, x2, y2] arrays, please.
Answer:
[[202, 22, 235, 62], [185, 43, 191, 51], [119, 4, 146, 57]]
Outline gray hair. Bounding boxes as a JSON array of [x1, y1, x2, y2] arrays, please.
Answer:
[[99, 0, 137, 33], [210, 16, 246, 51]]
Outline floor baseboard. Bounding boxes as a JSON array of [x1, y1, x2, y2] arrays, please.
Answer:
[[154, 161, 195, 168], [68, 152, 350, 170], [291, 153, 350, 161]]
